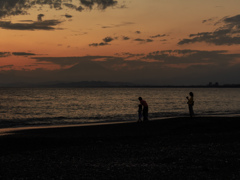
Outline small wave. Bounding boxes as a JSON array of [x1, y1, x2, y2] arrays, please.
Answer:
[[0, 115, 136, 129]]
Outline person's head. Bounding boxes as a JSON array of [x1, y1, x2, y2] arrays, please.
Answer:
[[189, 92, 193, 97], [138, 97, 142, 101]]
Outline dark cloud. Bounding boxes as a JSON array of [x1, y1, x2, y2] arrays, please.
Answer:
[[101, 22, 134, 28], [12, 52, 36, 56], [0, 52, 11, 57], [145, 49, 239, 66], [0, 0, 65, 19], [0, 0, 30, 19], [0, 65, 14, 69], [178, 14, 240, 45], [63, 3, 77, 9], [63, 3, 84, 12], [102, 25, 111, 28], [89, 36, 115, 47], [0, 48, 239, 86], [80, 0, 118, 10], [224, 14, 240, 23], [24, 50, 240, 85], [103, 36, 114, 42], [33, 49, 239, 68], [134, 38, 145, 41], [150, 34, 167, 38], [79, 0, 94, 9], [0, 0, 119, 20], [89, 42, 108, 47], [122, 36, 130, 40], [0, 51, 36, 58], [0, 20, 62, 30], [76, 6, 85, 11], [89, 43, 99, 47], [134, 38, 154, 43], [146, 39, 153, 42], [2, 62, 239, 86], [117, 52, 144, 58], [202, 18, 215, 24], [8, 50, 238, 79], [64, 14, 72, 18], [32, 56, 122, 66], [189, 32, 211, 38], [89, 35, 136, 47]]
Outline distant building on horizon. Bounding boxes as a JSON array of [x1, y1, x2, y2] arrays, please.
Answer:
[[208, 82, 219, 87]]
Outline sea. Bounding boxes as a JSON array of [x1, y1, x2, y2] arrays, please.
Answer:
[[0, 87, 240, 129]]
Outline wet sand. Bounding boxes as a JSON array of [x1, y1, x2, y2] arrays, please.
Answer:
[[1, 117, 240, 179]]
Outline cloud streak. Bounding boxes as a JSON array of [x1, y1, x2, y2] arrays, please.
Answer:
[[0, 20, 63, 30], [134, 38, 154, 43], [101, 22, 134, 29], [89, 35, 155, 47], [32, 49, 240, 68], [0, 65, 14, 69], [12, 52, 36, 56], [0, 52, 11, 57], [150, 34, 167, 38], [89, 36, 115, 47], [122, 36, 130, 40], [0, 51, 36, 58]]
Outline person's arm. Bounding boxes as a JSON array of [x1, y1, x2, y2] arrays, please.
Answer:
[[188, 97, 193, 105], [186, 96, 189, 104]]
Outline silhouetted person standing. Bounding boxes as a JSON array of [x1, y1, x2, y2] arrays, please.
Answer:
[[186, 92, 194, 118], [138, 97, 149, 122]]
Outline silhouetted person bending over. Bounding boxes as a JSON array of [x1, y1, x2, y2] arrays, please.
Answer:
[[138, 97, 149, 122], [186, 92, 194, 118]]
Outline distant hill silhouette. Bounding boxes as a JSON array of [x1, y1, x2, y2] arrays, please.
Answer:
[[0, 81, 239, 88], [0, 81, 135, 88], [50, 81, 135, 87]]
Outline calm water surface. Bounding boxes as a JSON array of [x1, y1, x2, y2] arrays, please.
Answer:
[[0, 88, 240, 128]]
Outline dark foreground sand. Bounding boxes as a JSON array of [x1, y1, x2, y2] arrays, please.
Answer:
[[1, 117, 240, 179]]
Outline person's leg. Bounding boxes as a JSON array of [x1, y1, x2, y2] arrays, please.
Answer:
[[138, 113, 142, 122], [189, 105, 193, 118], [143, 107, 149, 121], [191, 106, 194, 117], [142, 108, 146, 121], [145, 107, 148, 121]]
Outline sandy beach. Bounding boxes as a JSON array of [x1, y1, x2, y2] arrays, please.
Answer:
[[1, 117, 240, 179]]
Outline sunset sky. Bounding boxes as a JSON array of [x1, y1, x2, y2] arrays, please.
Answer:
[[1, 0, 240, 85]]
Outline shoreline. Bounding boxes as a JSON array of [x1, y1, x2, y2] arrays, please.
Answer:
[[0, 116, 179, 136], [0, 120, 135, 136], [1, 114, 240, 136]]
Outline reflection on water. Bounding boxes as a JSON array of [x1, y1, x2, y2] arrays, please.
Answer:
[[0, 88, 240, 128]]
